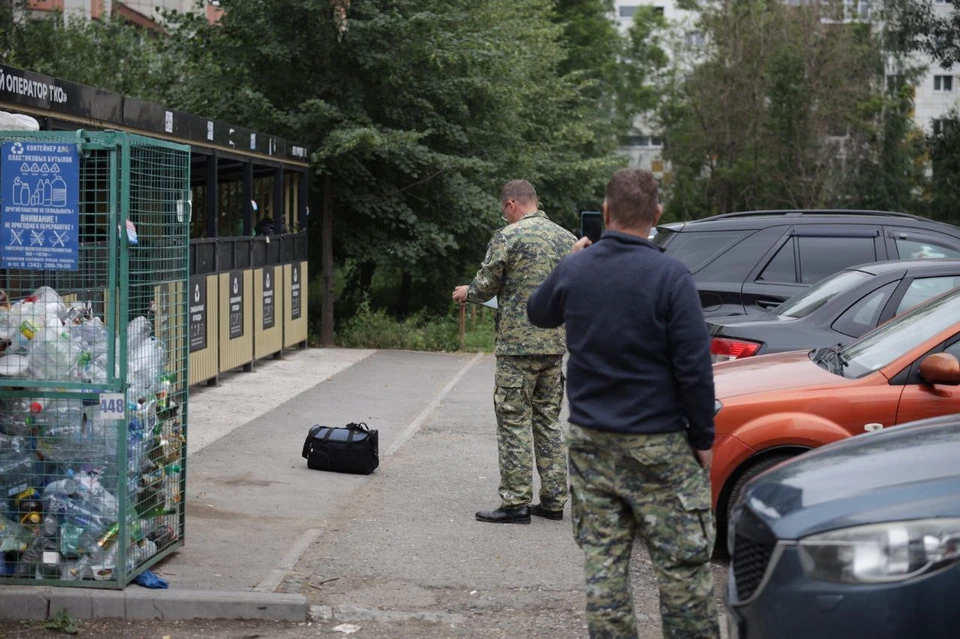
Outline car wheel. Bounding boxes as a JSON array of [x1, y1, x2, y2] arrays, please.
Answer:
[[725, 453, 797, 529]]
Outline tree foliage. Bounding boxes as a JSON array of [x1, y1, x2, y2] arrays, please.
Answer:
[[656, 0, 921, 220], [159, 0, 625, 312]]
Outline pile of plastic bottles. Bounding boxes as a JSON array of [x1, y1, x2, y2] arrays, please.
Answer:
[[0, 287, 184, 582]]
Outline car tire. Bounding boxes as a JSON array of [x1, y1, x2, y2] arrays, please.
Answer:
[[725, 453, 797, 529]]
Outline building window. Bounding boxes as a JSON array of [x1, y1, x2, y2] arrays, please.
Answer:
[[685, 31, 705, 47], [650, 136, 663, 147], [934, 75, 954, 91], [619, 5, 638, 17]]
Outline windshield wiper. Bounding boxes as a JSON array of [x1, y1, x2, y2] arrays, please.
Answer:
[[812, 345, 846, 376], [834, 346, 849, 377]]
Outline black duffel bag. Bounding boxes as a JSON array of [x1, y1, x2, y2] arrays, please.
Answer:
[[301, 422, 379, 475]]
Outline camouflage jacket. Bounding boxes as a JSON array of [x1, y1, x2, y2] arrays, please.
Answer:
[[468, 210, 575, 356]]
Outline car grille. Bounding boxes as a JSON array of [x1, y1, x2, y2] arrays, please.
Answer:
[[732, 534, 775, 601]]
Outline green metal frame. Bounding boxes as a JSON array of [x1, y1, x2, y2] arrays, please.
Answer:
[[0, 130, 190, 588]]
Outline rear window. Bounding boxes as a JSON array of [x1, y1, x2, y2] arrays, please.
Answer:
[[798, 236, 876, 284], [777, 269, 874, 319], [662, 231, 747, 272]]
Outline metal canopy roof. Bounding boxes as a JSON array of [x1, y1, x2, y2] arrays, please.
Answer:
[[0, 63, 309, 169]]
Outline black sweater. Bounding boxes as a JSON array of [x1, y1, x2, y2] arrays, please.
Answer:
[[527, 230, 715, 450]]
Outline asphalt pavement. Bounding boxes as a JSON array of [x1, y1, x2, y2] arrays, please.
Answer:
[[0, 347, 729, 638]]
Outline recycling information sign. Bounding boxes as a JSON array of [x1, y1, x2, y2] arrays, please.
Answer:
[[262, 266, 275, 330], [0, 141, 79, 271], [189, 276, 207, 352], [229, 270, 244, 339], [291, 263, 302, 320]]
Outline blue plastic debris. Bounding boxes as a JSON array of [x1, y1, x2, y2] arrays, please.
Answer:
[[134, 570, 168, 589]]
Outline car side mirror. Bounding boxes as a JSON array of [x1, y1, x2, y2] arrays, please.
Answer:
[[919, 353, 960, 386]]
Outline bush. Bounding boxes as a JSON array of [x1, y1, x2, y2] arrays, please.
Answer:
[[336, 299, 494, 352]]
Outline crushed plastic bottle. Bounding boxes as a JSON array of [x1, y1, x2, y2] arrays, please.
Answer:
[[0, 452, 37, 499], [27, 327, 83, 381], [0, 434, 27, 455], [0, 514, 29, 552]]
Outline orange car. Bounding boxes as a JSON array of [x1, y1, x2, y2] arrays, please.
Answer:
[[711, 285, 960, 529]]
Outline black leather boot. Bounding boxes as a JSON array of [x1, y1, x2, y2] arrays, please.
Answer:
[[475, 506, 531, 524]]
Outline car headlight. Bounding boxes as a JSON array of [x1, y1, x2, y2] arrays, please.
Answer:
[[798, 519, 960, 584], [714, 400, 723, 416]]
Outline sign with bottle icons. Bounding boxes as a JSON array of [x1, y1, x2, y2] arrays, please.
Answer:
[[228, 270, 244, 339], [263, 266, 275, 330], [291, 262, 302, 320], [0, 140, 79, 271], [189, 276, 207, 352]]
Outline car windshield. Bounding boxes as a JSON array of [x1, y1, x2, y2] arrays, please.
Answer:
[[832, 288, 960, 378], [777, 270, 873, 319]]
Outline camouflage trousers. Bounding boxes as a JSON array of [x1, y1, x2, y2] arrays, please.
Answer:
[[493, 355, 568, 510], [568, 425, 719, 639]]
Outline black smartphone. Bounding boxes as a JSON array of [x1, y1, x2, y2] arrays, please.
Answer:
[[580, 211, 603, 244]]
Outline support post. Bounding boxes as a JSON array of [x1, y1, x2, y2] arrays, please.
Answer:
[[206, 152, 218, 238], [321, 175, 335, 347], [273, 166, 284, 233], [243, 161, 254, 237]]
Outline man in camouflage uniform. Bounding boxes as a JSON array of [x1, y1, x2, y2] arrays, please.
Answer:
[[527, 168, 719, 638], [453, 179, 576, 525]]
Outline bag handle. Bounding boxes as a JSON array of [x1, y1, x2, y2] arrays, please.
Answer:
[[346, 422, 369, 432]]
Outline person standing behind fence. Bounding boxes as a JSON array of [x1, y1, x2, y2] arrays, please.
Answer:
[[527, 168, 719, 638], [452, 180, 576, 525]]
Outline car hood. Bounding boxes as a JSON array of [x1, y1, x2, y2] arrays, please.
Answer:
[[738, 416, 960, 540], [713, 350, 841, 399]]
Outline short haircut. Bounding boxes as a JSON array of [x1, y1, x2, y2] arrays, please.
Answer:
[[500, 180, 538, 205], [605, 168, 659, 227]]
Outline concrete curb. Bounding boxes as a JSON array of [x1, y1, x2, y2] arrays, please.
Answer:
[[0, 586, 307, 622]]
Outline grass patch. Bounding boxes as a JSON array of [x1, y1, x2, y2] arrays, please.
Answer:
[[336, 300, 495, 352]]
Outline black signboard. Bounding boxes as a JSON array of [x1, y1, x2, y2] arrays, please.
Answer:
[[291, 263, 302, 320], [0, 63, 307, 163], [0, 64, 122, 122], [263, 266, 276, 330], [189, 276, 207, 352], [228, 271, 244, 339]]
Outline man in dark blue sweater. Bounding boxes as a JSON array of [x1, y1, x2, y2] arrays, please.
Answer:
[[527, 168, 719, 639]]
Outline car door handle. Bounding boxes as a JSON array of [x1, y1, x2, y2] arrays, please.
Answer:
[[756, 299, 781, 310]]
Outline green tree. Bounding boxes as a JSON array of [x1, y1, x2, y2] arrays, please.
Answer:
[[656, 0, 926, 219], [0, 3, 181, 102], [161, 0, 621, 325]]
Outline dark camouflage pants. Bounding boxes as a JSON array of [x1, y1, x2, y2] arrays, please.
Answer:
[[568, 425, 719, 639], [493, 355, 568, 510]]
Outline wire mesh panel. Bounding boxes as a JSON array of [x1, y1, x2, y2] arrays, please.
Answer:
[[0, 131, 189, 587]]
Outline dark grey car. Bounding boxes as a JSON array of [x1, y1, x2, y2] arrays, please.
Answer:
[[725, 414, 960, 639], [708, 259, 960, 362], [655, 210, 960, 318]]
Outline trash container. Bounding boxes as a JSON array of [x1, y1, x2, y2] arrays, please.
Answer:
[[283, 261, 308, 349], [0, 131, 190, 588], [216, 238, 253, 373], [188, 240, 218, 386]]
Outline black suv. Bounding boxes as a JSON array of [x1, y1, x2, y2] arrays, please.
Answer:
[[654, 210, 960, 317]]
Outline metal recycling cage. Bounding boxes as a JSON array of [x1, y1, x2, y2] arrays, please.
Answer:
[[0, 130, 190, 588]]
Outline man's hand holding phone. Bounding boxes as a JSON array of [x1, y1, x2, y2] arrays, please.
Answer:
[[571, 236, 592, 254]]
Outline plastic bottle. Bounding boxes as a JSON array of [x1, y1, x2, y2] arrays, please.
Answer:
[[0, 453, 37, 496], [27, 327, 83, 381], [34, 403, 97, 463], [73, 470, 118, 520], [0, 434, 27, 454], [16, 493, 44, 529], [44, 494, 112, 531], [0, 514, 28, 553]]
